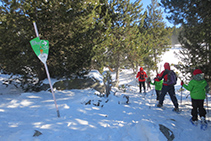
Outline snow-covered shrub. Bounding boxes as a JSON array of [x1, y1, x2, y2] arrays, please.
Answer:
[[2, 66, 49, 92]]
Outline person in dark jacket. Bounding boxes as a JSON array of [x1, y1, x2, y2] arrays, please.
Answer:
[[157, 62, 179, 112], [136, 67, 148, 93], [181, 69, 210, 125]]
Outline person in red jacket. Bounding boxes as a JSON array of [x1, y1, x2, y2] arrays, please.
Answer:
[[157, 62, 179, 112], [136, 67, 148, 93]]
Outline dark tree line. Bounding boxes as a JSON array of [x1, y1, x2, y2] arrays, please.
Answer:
[[0, 0, 172, 89], [0, 0, 107, 80]]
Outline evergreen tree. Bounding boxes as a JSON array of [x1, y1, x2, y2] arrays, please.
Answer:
[[0, 0, 105, 82], [104, 0, 145, 86], [90, 0, 146, 85], [143, 0, 172, 75], [160, 0, 211, 80], [90, 0, 113, 72]]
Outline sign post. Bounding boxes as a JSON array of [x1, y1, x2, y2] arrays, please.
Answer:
[[30, 21, 60, 117]]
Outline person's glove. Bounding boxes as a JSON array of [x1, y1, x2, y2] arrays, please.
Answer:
[[181, 81, 184, 86]]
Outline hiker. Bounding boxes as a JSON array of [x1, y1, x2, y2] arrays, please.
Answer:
[[136, 67, 148, 93], [181, 69, 210, 124], [150, 74, 163, 100], [157, 62, 179, 112], [146, 77, 151, 91]]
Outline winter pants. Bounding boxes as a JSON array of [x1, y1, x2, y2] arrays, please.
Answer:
[[155, 90, 161, 101], [139, 81, 146, 93], [191, 98, 206, 121], [147, 82, 151, 90], [159, 85, 179, 108]]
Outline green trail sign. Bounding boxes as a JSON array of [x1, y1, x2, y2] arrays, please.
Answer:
[[30, 37, 49, 63], [30, 21, 60, 117]]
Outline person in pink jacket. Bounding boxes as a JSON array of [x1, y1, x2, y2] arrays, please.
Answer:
[[136, 67, 148, 93]]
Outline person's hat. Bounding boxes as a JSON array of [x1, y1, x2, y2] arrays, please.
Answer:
[[164, 62, 170, 70], [193, 69, 203, 75]]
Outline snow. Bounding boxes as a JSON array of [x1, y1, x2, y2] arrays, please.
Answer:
[[85, 69, 104, 85], [0, 48, 211, 141]]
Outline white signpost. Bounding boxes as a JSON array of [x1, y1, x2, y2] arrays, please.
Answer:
[[30, 21, 60, 117]]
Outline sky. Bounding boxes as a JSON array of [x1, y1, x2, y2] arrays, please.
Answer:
[[0, 48, 210, 140], [130, 0, 175, 27]]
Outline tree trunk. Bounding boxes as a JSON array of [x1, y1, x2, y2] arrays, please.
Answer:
[[115, 53, 120, 87], [136, 62, 139, 73], [153, 48, 158, 74]]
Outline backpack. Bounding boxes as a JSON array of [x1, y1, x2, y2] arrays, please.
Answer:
[[164, 70, 177, 85], [140, 72, 145, 80]]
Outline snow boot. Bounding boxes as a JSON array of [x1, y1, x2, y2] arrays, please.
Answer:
[[172, 108, 181, 113], [157, 103, 163, 108], [190, 118, 198, 126], [200, 117, 208, 130]]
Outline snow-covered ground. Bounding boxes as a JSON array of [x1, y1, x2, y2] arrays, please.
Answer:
[[0, 48, 211, 141]]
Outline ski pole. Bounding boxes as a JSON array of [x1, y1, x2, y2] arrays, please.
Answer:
[[206, 94, 209, 120], [149, 88, 154, 109], [178, 77, 183, 104], [186, 94, 190, 98], [180, 86, 182, 104]]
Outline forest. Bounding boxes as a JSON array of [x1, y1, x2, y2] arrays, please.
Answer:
[[0, 0, 210, 89]]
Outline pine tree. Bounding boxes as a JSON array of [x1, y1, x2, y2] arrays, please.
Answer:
[[90, 0, 113, 72], [160, 0, 211, 80], [0, 0, 104, 81], [89, 0, 146, 85], [103, 0, 145, 86], [143, 0, 172, 75]]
